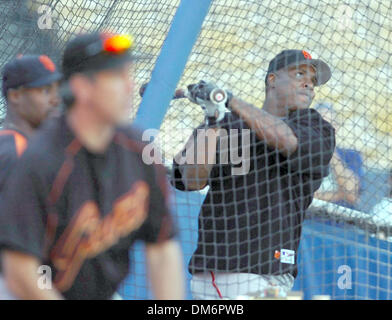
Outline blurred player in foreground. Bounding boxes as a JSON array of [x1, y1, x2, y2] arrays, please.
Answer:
[[0, 32, 184, 300], [0, 54, 61, 191], [172, 50, 335, 299]]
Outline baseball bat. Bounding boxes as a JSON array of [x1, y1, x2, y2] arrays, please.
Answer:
[[139, 82, 187, 100]]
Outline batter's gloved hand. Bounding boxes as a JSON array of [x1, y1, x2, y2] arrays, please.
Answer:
[[186, 80, 233, 125]]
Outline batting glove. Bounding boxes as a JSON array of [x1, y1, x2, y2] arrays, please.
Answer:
[[186, 80, 233, 125]]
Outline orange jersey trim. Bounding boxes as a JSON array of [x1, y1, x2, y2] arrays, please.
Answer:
[[0, 130, 28, 158]]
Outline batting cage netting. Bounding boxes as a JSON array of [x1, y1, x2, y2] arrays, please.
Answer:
[[1, 0, 391, 300]]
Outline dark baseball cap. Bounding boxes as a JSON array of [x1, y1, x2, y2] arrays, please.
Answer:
[[265, 50, 331, 86], [62, 32, 137, 80], [2, 54, 62, 99]]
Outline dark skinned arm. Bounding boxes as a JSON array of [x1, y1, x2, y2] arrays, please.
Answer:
[[228, 96, 298, 157], [174, 127, 221, 190]]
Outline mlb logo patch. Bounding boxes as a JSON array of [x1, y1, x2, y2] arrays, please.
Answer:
[[280, 249, 295, 264]]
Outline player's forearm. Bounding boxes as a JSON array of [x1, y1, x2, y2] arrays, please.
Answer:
[[2, 251, 64, 300], [228, 97, 298, 157], [331, 154, 358, 183], [174, 127, 220, 190], [146, 240, 185, 300], [335, 177, 359, 204], [331, 153, 360, 203], [338, 181, 359, 204], [314, 189, 357, 205], [7, 277, 63, 300], [314, 190, 345, 202], [179, 165, 213, 190]]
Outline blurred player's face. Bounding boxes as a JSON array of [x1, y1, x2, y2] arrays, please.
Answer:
[[87, 63, 134, 125], [13, 81, 60, 128], [272, 64, 316, 112]]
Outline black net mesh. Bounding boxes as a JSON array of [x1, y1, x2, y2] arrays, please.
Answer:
[[0, 0, 180, 120], [1, 0, 391, 300]]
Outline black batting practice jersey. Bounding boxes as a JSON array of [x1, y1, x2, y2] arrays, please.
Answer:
[[172, 108, 335, 278], [0, 129, 28, 191], [0, 115, 176, 300]]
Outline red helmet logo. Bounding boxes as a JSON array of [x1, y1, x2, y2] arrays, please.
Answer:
[[302, 50, 312, 60], [39, 55, 56, 72]]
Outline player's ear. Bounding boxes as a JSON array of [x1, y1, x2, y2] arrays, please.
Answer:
[[68, 74, 93, 104], [267, 73, 276, 88], [265, 73, 277, 93], [7, 88, 23, 106]]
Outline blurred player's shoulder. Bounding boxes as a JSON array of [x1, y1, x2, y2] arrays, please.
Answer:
[[114, 123, 152, 155], [114, 124, 169, 179]]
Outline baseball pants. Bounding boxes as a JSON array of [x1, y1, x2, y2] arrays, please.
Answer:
[[191, 272, 294, 300]]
